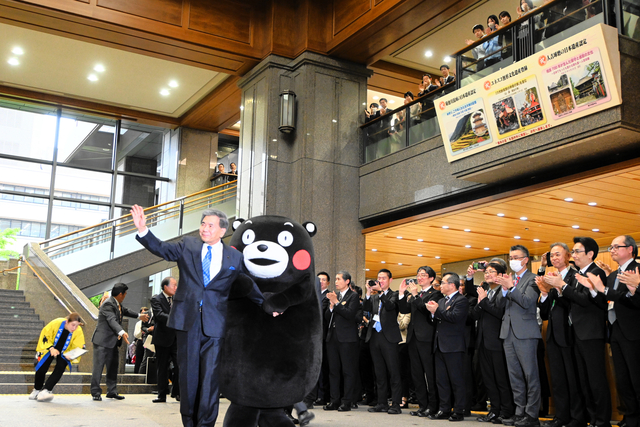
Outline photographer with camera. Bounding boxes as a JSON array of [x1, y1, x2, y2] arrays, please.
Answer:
[[398, 266, 443, 417]]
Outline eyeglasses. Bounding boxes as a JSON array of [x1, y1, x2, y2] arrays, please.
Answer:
[[608, 245, 631, 252], [416, 273, 429, 278], [570, 249, 585, 255]]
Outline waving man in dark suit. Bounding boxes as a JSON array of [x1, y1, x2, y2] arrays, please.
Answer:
[[132, 205, 266, 427]]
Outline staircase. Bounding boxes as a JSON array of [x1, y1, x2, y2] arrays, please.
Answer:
[[0, 289, 154, 394]]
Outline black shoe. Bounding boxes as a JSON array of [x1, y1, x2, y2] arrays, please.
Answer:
[[479, 413, 500, 423], [411, 408, 428, 417], [542, 419, 564, 427], [493, 415, 507, 425], [368, 404, 389, 413], [92, 395, 102, 401], [286, 412, 299, 424], [323, 402, 340, 411], [152, 397, 166, 403], [400, 400, 409, 409], [618, 420, 627, 427], [515, 415, 540, 427], [314, 398, 326, 406], [450, 413, 465, 422], [388, 404, 402, 415], [503, 415, 525, 426], [365, 396, 377, 406], [303, 400, 314, 409], [429, 411, 452, 420], [173, 395, 180, 401], [351, 403, 358, 409], [465, 410, 472, 417], [106, 393, 125, 400], [338, 404, 351, 412]]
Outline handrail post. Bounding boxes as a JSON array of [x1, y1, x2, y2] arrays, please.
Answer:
[[528, 14, 535, 58], [178, 198, 185, 236], [109, 223, 116, 260], [405, 104, 410, 148], [455, 54, 462, 89]]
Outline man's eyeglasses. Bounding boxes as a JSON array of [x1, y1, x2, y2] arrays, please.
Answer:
[[608, 245, 630, 252], [416, 273, 429, 278], [570, 249, 585, 255]]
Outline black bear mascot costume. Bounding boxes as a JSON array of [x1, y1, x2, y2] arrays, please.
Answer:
[[220, 215, 322, 427]]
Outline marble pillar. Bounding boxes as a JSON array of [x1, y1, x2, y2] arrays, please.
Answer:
[[237, 52, 371, 285], [176, 127, 219, 198]]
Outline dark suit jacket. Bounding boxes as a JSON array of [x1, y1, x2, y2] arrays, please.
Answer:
[[398, 287, 443, 343], [150, 292, 176, 347], [324, 289, 360, 343], [471, 285, 506, 352], [606, 260, 640, 341], [136, 230, 263, 338], [431, 292, 469, 353], [92, 296, 138, 348], [498, 270, 541, 340], [363, 290, 402, 343], [561, 262, 608, 341], [539, 268, 576, 347]]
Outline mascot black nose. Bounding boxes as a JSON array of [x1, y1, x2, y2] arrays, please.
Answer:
[[257, 244, 268, 252]]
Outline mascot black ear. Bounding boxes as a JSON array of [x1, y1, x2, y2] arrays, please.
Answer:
[[232, 218, 245, 231], [302, 221, 317, 237]]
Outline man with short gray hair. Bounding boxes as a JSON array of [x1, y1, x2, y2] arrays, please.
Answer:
[[131, 205, 265, 427]]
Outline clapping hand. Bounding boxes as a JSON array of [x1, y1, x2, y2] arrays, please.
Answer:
[[619, 267, 640, 295], [495, 273, 514, 291], [586, 272, 606, 293], [426, 300, 438, 314], [535, 275, 551, 295], [595, 260, 612, 276], [575, 273, 594, 290], [477, 287, 488, 302], [327, 291, 339, 305], [543, 271, 564, 290]]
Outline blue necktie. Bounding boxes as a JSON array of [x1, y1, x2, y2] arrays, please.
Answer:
[[203, 245, 212, 286], [374, 300, 382, 332]]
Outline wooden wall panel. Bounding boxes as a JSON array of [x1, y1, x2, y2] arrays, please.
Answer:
[[179, 76, 242, 132], [270, 0, 307, 57], [333, 0, 372, 36], [188, 0, 252, 44], [96, 0, 183, 26]]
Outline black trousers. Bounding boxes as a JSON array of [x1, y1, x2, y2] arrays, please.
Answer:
[[34, 354, 67, 391], [326, 332, 358, 404], [156, 341, 180, 398], [610, 323, 640, 427], [573, 338, 611, 427], [435, 349, 467, 414], [408, 338, 438, 411], [478, 345, 514, 417], [546, 335, 583, 423], [369, 331, 402, 406]]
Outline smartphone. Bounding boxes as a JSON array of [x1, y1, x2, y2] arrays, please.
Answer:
[[546, 252, 551, 265]]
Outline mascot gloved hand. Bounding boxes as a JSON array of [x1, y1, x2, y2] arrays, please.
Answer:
[[220, 216, 322, 427]]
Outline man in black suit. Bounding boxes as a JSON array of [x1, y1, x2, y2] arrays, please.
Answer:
[[584, 235, 640, 427], [132, 205, 267, 427], [495, 245, 541, 427], [471, 260, 515, 424], [398, 265, 442, 417], [308, 271, 331, 407], [426, 272, 469, 421], [364, 269, 403, 415], [150, 276, 180, 403], [561, 237, 610, 427], [537, 243, 583, 427], [323, 271, 360, 412], [90, 283, 148, 400]]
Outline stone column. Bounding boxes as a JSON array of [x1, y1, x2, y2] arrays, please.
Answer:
[[176, 127, 219, 198], [237, 52, 371, 285]]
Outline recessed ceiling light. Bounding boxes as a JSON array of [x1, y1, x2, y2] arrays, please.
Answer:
[[442, 225, 449, 229], [160, 88, 170, 96], [564, 197, 574, 202], [417, 239, 424, 242], [514, 236, 521, 239], [11, 47, 24, 55], [7, 57, 19, 66], [464, 229, 471, 232], [87, 74, 98, 81], [572, 225, 580, 229], [592, 228, 600, 232], [484, 247, 490, 250], [235, 121, 241, 125], [240, 106, 244, 110], [497, 213, 505, 217], [373, 96, 379, 100], [465, 245, 471, 248], [425, 50, 433, 57], [588, 202, 597, 206], [396, 236, 403, 239], [533, 238, 540, 242], [168, 80, 179, 88], [398, 263, 403, 265], [94, 64, 105, 72], [362, 102, 366, 106], [435, 256, 441, 259], [417, 254, 423, 257], [444, 56, 451, 63], [331, 119, 337, 123], [381, 261, 386, 264], [365, 268, 370, 271], [272, 139, 277, 142], [520, 217, 528, 221], [371, 249, 377, 252]]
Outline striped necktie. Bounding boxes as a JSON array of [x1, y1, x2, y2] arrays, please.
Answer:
[[203, 245, 212, 286]]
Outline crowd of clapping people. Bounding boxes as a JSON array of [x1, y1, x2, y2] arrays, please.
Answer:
[[307, 234, 640, 427]]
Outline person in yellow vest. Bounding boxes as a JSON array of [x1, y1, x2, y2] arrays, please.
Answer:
[[30, 312, 85, 402]]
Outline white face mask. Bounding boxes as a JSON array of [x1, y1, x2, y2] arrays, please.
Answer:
[[510, 259, 523, 272]]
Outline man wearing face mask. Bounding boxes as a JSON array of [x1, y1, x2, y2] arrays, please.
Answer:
[[495, 245, 541, 427]]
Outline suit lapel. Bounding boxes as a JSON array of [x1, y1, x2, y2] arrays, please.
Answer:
[[208, 244, 231, 286], [189, 238, 206, 286]]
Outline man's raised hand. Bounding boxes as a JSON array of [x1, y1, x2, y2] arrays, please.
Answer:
[[131, 204, 147, 233]]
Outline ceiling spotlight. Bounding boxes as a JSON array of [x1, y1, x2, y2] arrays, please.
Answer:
[[435, 256, 441, 259], [484, 247, 490, 250], [331, 119, 337, 123], [464, 229, 471, 232], [371, 249, 377, 252], [497, 213, 505, 217], [442, 225, 449, 229], [398, 263, 403, 265], [240, 106, 244, 110], [465, 245, 471, 248], [388, 100, 395, 104], [520, 216, 528, 221], [514, 236, 521, 239], [272, 139, 277, 142], [8, 57, 19, 66], [533, 238, 541, 242], [87, 74, 98, 81], [425, 50, 433, 57], [572, 225, 580, 229], [168, 80, 179, 88], [381, 261, 386, 264], [444, 56, 452, 63], [373, 96, 379, 100], [94, 64, 105, 72], [11, 47, 24, 55], [588, 202, 597, 206], [365, 268, 370, 271], [417, 239, 424, 242], [396, 236, 403, 239], [362, 102, 366, 106], [592, 228, 600, 232], [417, 254, 423, 257], [160, 88, 170, 96], [564, 197, 574, 202]]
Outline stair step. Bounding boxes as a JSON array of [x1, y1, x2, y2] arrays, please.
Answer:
[[0, 348, 38, 356], [0, 337, 38, 346], [0, 383, 156, 394], [0, 307, 35, 315], [0, 314, 40, 322], [0, 318, 43, 326], [0, 301, 31, 309], [0, 372, 149, 384], [0, 289, 24, 296], [0, 354, 39, 363], [3, 329, 40, 338], [0, 296, 26, 304], [0, 362, 37, 371]]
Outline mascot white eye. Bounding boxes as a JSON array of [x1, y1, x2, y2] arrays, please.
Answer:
[[277, 231, 294, 247], [242, 229, 256, 245]]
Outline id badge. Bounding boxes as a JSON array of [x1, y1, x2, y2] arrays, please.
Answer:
[[608, 301, 615, 310], [373, 314, 380, 322]]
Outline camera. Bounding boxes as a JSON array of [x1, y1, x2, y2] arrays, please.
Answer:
[[367, 280, 378, 287], [473, 261, 487, 271], [406, 279, 415, 286]]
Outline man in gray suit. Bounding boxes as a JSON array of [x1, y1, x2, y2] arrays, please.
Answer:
[[90, 283, 147, 401], [495, 245, 541, 427]]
